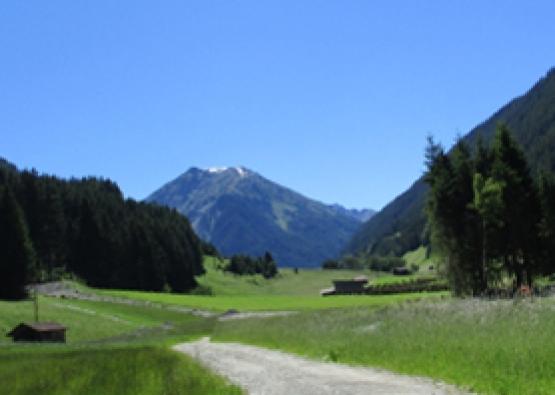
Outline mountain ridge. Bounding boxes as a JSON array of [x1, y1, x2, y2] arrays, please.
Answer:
[[147, 166, 372, 267], [347, 67, 555, 257]]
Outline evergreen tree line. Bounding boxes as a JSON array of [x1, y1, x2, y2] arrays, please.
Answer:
[[226, 252, 278, 279], [425, 125, 555, 295], [0, 159, 204, 300], [322, 255, 408, 272]]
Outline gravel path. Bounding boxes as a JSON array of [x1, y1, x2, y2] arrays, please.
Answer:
[[35, 281, 294, 321], [174, 338, 471, 395]]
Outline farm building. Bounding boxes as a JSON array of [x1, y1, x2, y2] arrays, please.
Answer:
[[321, 276, 368, 296], [7, 322, 67, 343]]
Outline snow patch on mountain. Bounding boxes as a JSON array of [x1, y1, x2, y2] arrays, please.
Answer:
[[207, 167, 229, 173]]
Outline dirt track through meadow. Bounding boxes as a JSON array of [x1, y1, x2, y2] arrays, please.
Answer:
[[174, 338, 471, 395]]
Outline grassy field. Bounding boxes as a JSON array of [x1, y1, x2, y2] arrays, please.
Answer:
[[0, 296, 241, 395], [194, 256, 424, 296], [0, 346, 241, 395], [402, 245, 439, 273], [6, 261, 554, 394], [0, 296, 214, 344], [102, 289, 446, 311], [212, 297, 555, 395], [95, 258, 443, 311]]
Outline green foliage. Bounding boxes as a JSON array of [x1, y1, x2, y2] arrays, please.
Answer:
[[199, 240, 220, 258], [538, 172, 555, 274], [364, 277, 448, 294], [425, 137, 483, 294], [226, 252, 278, 279], [367, 255, 406, 272], [0, 187, 36, 299], [425, 125, 551, 294], [0, 160, 204, 294], [0, 347, 242, 395], [322, 254, 407, 272]]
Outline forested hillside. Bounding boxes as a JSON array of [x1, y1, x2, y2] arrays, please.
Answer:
[[425, 126, 555, 294], [0, 159, 204, 299], [347, 67, 555, 257]]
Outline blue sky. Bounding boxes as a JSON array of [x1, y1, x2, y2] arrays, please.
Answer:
[[2, 1, 555, 210]]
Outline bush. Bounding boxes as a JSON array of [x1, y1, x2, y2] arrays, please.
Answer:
[[188, 284, 214, 295], [225, 252, 279, 279], [366, 256, 406, 272]]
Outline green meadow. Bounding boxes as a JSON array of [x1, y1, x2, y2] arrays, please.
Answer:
[[0, 347, 242, 395], [193, 257, 423, 295], [102, 290, 445, 311], [3, 262, 555, 395], [100, 257, 442, 311], [0, 297, 240, 395], [213, 298, 555, 395]]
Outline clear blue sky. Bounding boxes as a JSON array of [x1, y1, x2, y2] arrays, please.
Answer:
[[2, 1, 554, 210]]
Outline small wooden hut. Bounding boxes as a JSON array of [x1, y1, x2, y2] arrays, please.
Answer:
[[7, 322, 67, 343], [321, 276, 368, 296]]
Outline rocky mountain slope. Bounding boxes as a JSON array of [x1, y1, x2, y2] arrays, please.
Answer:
[[147, 167, 371, 267]]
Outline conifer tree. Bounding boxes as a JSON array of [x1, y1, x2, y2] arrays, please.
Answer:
[[0, 187, 36, 300], [491, 124, 541, 286]]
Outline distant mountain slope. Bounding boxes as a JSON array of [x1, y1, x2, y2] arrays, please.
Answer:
[[347, 67, 555, 256], [328, 204, 375, 222], [147, 167, 370, 267]]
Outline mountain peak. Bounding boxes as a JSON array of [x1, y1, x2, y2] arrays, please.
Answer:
[[147, 167, 366, 267], [205, 166, 250, 177]]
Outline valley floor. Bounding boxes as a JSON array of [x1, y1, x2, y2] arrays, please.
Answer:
[[3, 269, 555, 395]]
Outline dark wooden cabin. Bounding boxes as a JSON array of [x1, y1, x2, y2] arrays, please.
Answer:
[[321, 276, 368, 296], [7, 322, 67, 343]]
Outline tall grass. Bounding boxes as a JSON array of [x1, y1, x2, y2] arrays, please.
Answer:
[[213, 297, 555, 394], [0, 297, 238, 395], [0, 297, 213, 344], [0, 346, 242, 395]]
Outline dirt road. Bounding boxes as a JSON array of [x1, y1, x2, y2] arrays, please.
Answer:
[[174, 338, 471, 395], [36, 281, 293, 321]]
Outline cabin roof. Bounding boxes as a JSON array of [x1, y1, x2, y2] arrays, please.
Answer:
[[7, 322, 66, 336], [352, 275, 369, 283], [333, 277, 368, 284]]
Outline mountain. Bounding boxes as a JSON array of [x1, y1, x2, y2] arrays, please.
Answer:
[[328, 204, 375, 222], [146, 166, 369, 267], [347, 67, 555, 257]]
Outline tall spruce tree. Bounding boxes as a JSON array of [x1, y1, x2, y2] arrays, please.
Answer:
[[0, 187, 36, 300], [425, 137, 469, 293], [426, 125, 546, 293], [491, 124, 541, 286], [471, 173, 505, 288], [538, 173, 555, 275]]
